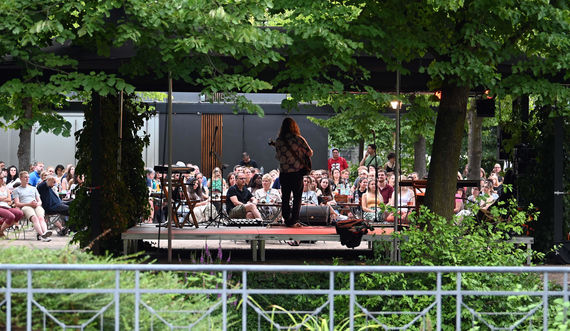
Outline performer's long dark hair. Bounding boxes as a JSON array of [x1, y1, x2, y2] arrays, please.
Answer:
[[278, 117, 300, 138]]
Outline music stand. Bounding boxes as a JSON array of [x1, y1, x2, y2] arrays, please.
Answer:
[[204, 125, 229, 228]]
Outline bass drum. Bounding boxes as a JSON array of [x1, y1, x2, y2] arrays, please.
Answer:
[[299, 206, 330, 226]]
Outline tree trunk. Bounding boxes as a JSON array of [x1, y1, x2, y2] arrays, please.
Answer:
[[413, 134, 427, 178], [467, 100, 482, 182], [424, 83, 469, 219], [17, 98, 33, 171], [358, 139, 364, 164]]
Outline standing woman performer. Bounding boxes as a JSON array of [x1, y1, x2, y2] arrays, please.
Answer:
[[274, 118, 313, 227]]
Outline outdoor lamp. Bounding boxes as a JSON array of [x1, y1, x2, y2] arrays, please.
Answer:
[[390, 100, 401, 110]]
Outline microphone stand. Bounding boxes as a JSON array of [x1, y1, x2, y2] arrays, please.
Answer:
[[205, 126, 223, 228], [372, 131, 379, 223]]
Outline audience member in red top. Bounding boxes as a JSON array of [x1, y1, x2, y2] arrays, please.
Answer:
[[376, 169, 394, 204], [327, 148, 348, 173]]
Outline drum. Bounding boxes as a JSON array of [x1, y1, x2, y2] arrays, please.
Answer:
[[299, 206, 330, 226]]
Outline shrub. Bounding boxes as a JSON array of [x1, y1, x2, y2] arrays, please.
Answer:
[[0, 247, 236, 329]]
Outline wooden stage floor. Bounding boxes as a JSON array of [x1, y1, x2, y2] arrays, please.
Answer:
[[122, 224, 395, 261]]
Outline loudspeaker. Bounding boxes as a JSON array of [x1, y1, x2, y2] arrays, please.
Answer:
[[299, 206, 330, 226], [476, 99, 495, 117]]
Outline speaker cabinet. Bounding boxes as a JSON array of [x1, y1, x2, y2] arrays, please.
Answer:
[[477, 99, 495, 117], [299, 206, 330, 226]]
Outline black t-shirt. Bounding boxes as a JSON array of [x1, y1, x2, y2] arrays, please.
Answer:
[[239, 159, 259, 169], [226, 185, 253, 212]]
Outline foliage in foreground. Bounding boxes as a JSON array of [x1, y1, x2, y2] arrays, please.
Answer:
[[0, 247, 235, 330], [247, 202, 570, 330], [68, 93, 151, 253]]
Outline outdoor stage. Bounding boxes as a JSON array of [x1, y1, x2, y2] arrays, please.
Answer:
[[122, 224, 395, 261]]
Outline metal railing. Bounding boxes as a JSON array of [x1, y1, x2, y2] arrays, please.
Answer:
[[0, 264, 569, 330]]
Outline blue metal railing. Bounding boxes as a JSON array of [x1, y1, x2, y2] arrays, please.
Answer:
[[0, 264, 568, 330]]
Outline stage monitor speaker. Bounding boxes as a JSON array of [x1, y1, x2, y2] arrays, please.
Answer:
[[299, 206, 330, 226], [476, 99, 495, 117]]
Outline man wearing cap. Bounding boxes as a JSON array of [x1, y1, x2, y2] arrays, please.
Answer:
[[327, 148, 348, 173]]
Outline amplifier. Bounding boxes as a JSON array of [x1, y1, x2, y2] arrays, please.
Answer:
[[226, 218, 270, 227], [299, 206, 330, 226]]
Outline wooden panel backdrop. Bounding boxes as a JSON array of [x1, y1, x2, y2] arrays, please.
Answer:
[[201, 114, 223, 178]]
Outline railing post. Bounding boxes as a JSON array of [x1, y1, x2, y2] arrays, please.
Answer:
[[6, 269, 11, 331], [242, 271, 248, 331], [26, 270, 32, 331], [329, 271, 335, 331], [115, 270, 120, 331], [223, 270, 227, 330], [562, 272, 568, 323], [135, 270, 140, 331], [349, 271, 355, 330], [543, 272, 548, 330], [436, 272, 442, 331], [456, 272, 462, 330]]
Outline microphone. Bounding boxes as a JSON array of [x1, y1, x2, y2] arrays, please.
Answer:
[[372, 129, 376, 140]]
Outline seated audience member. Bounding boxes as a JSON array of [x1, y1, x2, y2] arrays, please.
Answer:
[[226, 174, 262, 219], [13, 172, 52, 242], [187, 178, 217, 223], [61, 165, 76, 192], [301, 176, 318, 206], [352, 177, 368, 203], [225, 172, 236, 195], [68, 173, 84, 200], [144, 169, 156, 223], [309, 176, 320, 195], [467, 187, 480, 204], [492, 163, 504, 183], [243, 167, 254, 186], [6, 165, 20, 190], [248, 173, 263, 195], [480, 168, 486, 179], [39, 171, 49, 184], [317, 177, 346, 222], [453, 188, 465, 214], [317, 178, 335, 205], [254, 174, 282, 221], [1, 168, 6, 182], [0, 175, 24, 237], [208, 167, 227, 197], [145, 168, 157, 191], [479, 181, 498, 210], [239, 152, 259, 169], [338, 169, 352, 195], [361, 180, 385, 222], [37, 176, 70, 235], [384, 152, 396, 173], [328, 148, 348, 173], [54, 164, 65, 190], [28, 162, 44, 186], [194, 172, 209, 196], [352, 167, 368, 192], [377, 170, 394, 204], [310, 170, 322, 184], [489, 173, 503, 197], [385, 175, 415, 223], [330, 168, 342, 193]]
